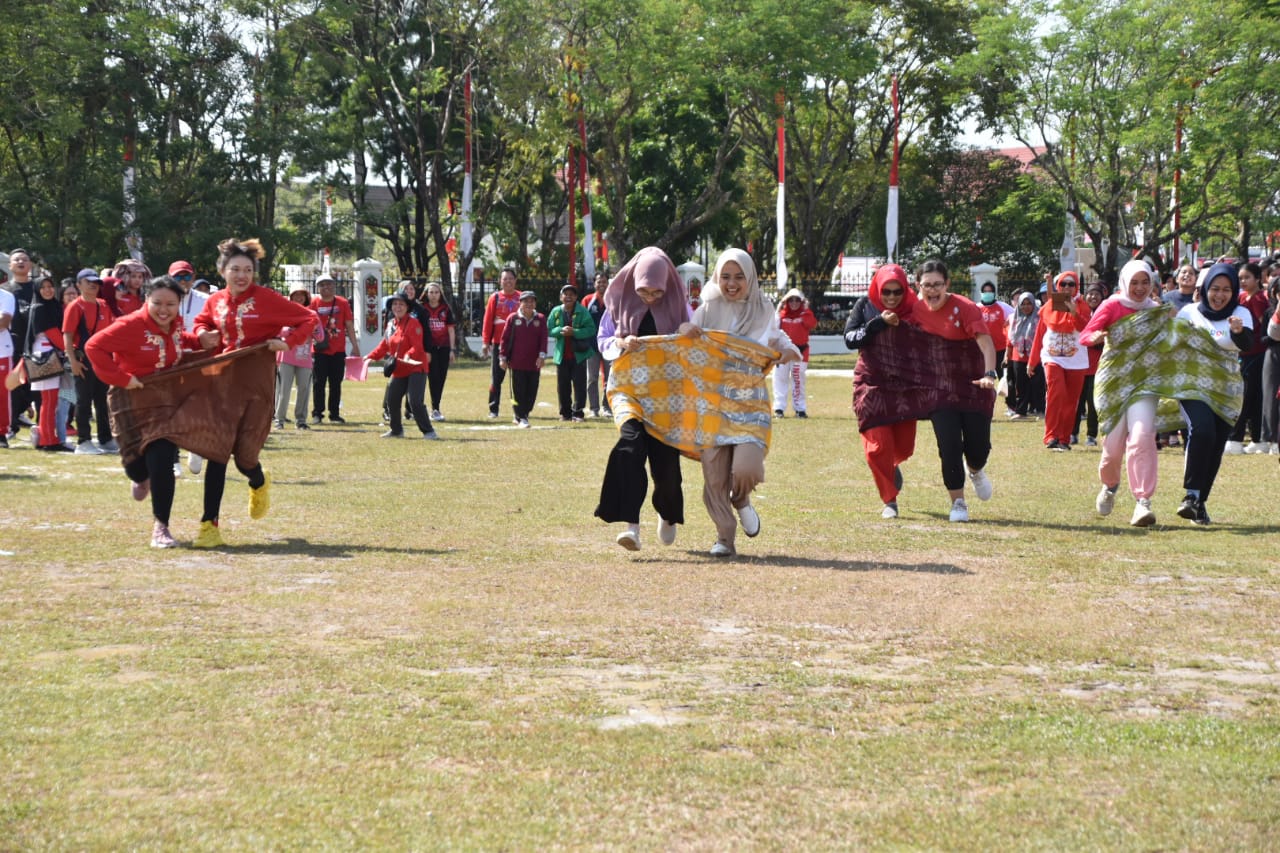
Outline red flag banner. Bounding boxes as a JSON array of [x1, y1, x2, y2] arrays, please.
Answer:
[[107, 344, 276, 468]]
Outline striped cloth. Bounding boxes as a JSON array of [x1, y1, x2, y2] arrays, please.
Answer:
[[108, 344, 276, 468], [607, 330, 779, 460], [1095, 306, 1243, 435]]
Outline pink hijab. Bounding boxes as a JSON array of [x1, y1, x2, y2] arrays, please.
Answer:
[[603, 247, 689, 336]]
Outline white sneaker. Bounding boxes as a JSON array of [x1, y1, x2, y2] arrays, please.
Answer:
[[616, 525, 640, 551], [1096, 485, 1116, 517], [1223, 440, 1245, 455], [173, 462, 183, 479], [1245, 441, 1271, 455], [737, 503, 761, 537], [74, 442, 105, 455], [98, 439, 120, 453], [949, 498, 969, 523], [657, 518, 677, 546], [1130, 498, 1156, 528], [881, 502, 898, 519], [709, 542, 733, 557], [968, 468, 992, 501], [431, 409, 445, 421], [519, 419, 531, 429], [188, 452, 203, 475]]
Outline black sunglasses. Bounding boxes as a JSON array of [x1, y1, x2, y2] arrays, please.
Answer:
[[880, 288, 904, 296], [173, 274, 193, 281]]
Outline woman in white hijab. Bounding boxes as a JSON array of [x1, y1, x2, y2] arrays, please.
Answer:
[[682, 248, 800, 556]]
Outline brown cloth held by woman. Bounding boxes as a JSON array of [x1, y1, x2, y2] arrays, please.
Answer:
[[853, 324, 995, 433], [107, 344, 276, 469]]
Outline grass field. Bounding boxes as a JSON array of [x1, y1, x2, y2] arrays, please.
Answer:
[[2, 359, 1278, 849]]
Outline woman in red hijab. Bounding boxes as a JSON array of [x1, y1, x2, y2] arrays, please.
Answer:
[[1027, 271, 1092, 451], [844, 264, 919, 518]]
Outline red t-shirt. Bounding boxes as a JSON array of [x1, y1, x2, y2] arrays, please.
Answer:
[[61, 298, 115, 350], [113, 288, 145, 318], [977, 302, 1010, 350], [83, 308, 201, 387], [907, 293, 989, 341], [482, 290, 523, 346], [312, 297, 354, 355], [423, 302, 455, 348]]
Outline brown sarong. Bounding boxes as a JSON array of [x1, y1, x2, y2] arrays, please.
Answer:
[[107, 344, 275, 468], [852, 323, 995, 432]]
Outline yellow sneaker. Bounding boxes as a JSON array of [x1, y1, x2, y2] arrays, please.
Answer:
[[249, 471, 271, 520], [192, 520, 225, 549]]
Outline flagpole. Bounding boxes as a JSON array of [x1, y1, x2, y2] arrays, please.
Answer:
[[461, 71, 474, 290], [885, 76, 899, 265], [775, 90, 787, 291], [578, 112, 595, 282]]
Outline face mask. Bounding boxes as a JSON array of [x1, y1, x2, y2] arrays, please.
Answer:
[[980, 291, 996, 305]]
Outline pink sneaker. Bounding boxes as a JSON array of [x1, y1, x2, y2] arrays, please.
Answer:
[[150, 522, 177, 549], [131, 479, 150, 501]]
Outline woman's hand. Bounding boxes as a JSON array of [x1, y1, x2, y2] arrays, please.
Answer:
[[267, 339, 288, 352], [881, 311, 899, 327], [619, 335, 642, 352], [677, 322, 701, 337], [973, 375, 997, 390], [68, 353, 86, 378], [125, 376, 143, 390], [198, 330, 221, 350], [1229, 315, 1245, 334], [778, 350, 801, 365]]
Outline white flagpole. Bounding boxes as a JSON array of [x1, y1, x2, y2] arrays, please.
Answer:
[[885, 76, 899, 264], [775, 91, 787, 291], [461, 72, 474, 288]]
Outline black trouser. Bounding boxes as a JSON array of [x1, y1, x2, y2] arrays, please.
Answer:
[[557, 357, 587, 419], [10, 381, 32, 433], [1008, 360, 1032, 415], [1180, 399, 1231, 502], [1262, 346, 1280, 445], [1074, 374, 1097, 441], [426, 345, 451, 410], [1029, 365, 1046, 413], [930, 408, 992, 491], [510, 368, 540, 421], [202, 458, 266, 522], [1229, 352, 1264, 443], [74, 366, 112, 445], [594, 417, 684, 524], [311, 351, 346, 419], [488, 347, 507, 415], [387, 373, 433, 435], [123, 439, 177, 525]]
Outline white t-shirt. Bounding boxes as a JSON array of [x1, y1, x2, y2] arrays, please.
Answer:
[[0, 288, 14, 358], [179, 287, 208, 332], [1176, 303, 1253, 351]]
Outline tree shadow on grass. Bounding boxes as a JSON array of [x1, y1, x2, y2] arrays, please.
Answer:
[[216, 537, 446, 558], [960, 516, 1280, 537], [0, 471, 40, 482], [632, 553, 972, 575]]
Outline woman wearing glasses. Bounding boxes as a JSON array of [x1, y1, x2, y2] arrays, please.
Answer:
[[907, 260, 999, 523], [844, 264, 919, 518]]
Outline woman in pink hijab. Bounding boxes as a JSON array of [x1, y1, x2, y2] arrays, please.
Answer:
[[593, 248, 691, 551]]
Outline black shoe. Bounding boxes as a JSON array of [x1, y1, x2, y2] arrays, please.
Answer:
[[311, 415, 323, 424], [1047, 439, 1067, 452], [1193, 501, 1211, 526], [893, 465, 903, 491], [296, 422, 310, 431], [774, 409, 784, 418], [796, 411, 808, 419], [329, 415, 345, 424], [1176, 494, 1198, 520], [0, 434, 7, 449]]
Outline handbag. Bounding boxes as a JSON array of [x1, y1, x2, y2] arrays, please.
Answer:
[[381, 355, 397, 377], [25, 349, 68, 381]]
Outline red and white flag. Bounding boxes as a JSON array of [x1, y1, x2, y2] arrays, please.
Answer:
[[460, 72, 475, 287], [775, 91, 787, 291]]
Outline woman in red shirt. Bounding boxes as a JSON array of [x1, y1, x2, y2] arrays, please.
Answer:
[[365, 291, 438, 440], [85, 278, 203, 548], [190, 238, 319, 548], [906, 259, 999, 523], [772, 288, 818, 417]]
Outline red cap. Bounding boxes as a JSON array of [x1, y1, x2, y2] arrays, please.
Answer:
[[168, 260, 194, 276]]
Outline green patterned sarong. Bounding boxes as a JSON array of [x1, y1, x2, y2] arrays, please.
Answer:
[[1094, 306, 1243, 435]]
